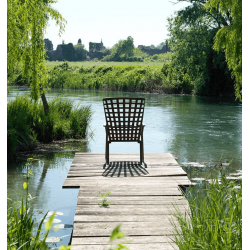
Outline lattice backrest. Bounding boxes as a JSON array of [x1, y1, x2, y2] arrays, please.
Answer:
[[103, 97, 145, 142]]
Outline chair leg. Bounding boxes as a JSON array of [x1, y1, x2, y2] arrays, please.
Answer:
[[105, 141, 109, 165], [140, 139, 144, 166]]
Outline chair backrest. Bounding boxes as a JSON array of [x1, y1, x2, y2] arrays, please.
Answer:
[[103, 97, 145, 142]]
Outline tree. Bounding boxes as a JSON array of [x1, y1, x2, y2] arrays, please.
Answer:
[[74, 43, 87, 61], [205, 0, 242, 100], [166, 1, 235, 96], [44, 38, 53, 51], [7, 0, 66, 113], [110, 36, 135, 61]]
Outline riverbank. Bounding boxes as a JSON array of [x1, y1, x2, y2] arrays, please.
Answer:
[[7, 95, 92, 160], [10, 61, 237, 97], [10, 62, 185, 95]]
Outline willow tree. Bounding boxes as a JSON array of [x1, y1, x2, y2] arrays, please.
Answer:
[[205, 0, 242, 100], [7, 0, 66, 113]]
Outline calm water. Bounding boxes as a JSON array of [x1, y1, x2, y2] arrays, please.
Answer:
[[7, 87, 242, 247]]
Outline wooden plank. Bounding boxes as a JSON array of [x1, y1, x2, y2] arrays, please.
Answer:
[[62, 180, 193, 188], [73, 214, 183, 222], [73, 221, 179, 230], [72, 227, 176, 237], [70, 243, 176, 250], [77, 196, 188, 205], [74, 207, 188, 215], [67, 169, 186, 177], [74, 204, 188, 210], [71, 235, 174, 244]]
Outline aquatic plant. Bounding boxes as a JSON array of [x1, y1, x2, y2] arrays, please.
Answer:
[[7, 158, 72, 249], [171, 171, 242, 249], [7, 96, 92, 159], [7, 158, 51, 249]]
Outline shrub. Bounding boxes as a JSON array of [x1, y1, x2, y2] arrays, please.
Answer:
[[7, 96, 92, 159]]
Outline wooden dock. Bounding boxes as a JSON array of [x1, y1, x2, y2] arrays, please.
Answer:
[[63, 153, 192, 250]]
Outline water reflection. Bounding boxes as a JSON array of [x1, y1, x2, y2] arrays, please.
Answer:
[[7, 152, 79, 247]]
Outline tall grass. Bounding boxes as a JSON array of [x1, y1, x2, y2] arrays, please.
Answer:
[[7, 95, 92, 159], [7, 158, 72, 250], [44, 62, 177, 93], [7, 159, 51, 250], [172, 172, 242, 249]]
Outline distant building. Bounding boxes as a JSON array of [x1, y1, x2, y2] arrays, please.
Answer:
[[89, 40, 105, 52], [138, 44, 170, 56], [88, 40, 107, 59]]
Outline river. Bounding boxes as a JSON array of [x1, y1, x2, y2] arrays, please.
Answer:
[[7, 87, 242, 247]]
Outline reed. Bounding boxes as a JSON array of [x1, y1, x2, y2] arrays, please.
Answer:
[[7, 159, 51, 250], [171, 172, 242, 249], [7, 95, 92, 159]]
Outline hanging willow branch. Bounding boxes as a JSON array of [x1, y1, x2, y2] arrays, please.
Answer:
[[7, 0, 66, 103]]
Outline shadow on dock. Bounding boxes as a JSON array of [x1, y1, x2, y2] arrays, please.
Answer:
[[102, 161, 148, 177]]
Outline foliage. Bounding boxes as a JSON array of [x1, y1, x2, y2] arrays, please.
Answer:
[[7, 158, 51, 250], [144, 53, 172, 62], [133, 48, 149, 59], [166, 1, 235, 96], [7, 96, 92, 159], [172, 172, 242, 249], [74, 43, 87, 61], [108, 224, 131, 250], [109, 37, 135, 61], [205, 0, 242, 100], [7, 158, 72, 249], [98, 192, 111, 207], [7, 0, 66, 101], [46, 61, 165, 67], [44, 38, 53, 51], [44, 63, 176, 93]]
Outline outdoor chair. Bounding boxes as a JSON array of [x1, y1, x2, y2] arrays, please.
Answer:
[[103, 97, 146, 166]]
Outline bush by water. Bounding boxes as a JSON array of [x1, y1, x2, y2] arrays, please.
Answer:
[[7, 96, 92, 159]]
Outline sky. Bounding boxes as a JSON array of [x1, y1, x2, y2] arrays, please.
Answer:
[[45, 0, 190, 50]]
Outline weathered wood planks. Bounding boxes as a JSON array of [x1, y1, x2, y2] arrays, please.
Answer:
[[63, 153, 192, 250]]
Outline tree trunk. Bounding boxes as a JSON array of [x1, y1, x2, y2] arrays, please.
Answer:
[[41, 92, 49, 114]]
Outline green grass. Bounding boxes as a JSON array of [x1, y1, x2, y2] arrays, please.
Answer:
[[7, 159, 50, 250], [43, 62, 178, 94], [7, 95, 92, 159], [46, 60, 165, 68], [171, 172, 242, 249]]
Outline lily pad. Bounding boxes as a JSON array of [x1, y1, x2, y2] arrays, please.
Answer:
[[229, 172, 242, 176], [206, 179, 221, 184], [181, 162, 206, 167], [44, 218, 61, 223], [191, 178, 205, 181], [226, 176, 242, 180], [45, 237, 61, 243], [47, 211, 63, 216], [53, 224, 65, 229]]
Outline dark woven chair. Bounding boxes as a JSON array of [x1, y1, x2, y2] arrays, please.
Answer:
[[103, 97, 145, 166]]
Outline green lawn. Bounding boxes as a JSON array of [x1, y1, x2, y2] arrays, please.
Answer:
[[46, 60, 165, 68]]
